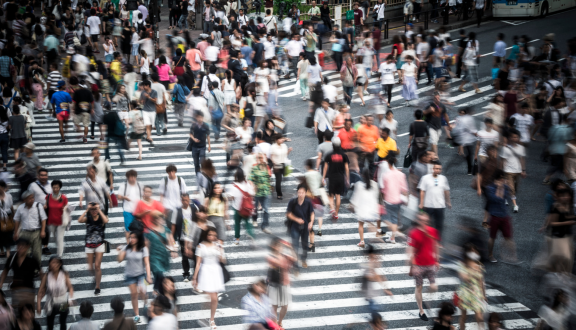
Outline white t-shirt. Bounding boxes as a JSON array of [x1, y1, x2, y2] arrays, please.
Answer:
[[88, 159, 112, 183], [500, 144, 525, 174], [307, 64, 322, 84], [380, 119, 398, 140], [322, 84, 338, 103], [379, 62, 397, 85], [234, 126, 254, 145], [263, 16, 277, 28], [510, 113, 534, 143], [401, 62, 417, 77], [158, 176, 188, 210], [205, 45, 219, 62], [417, 174, 450, 208], [151, 82, 167, 105], [285, 40, 303, 57], [118, 182, 143, 213], [416, 42, 430, 62], [148, 313, 177, 330], [86, 16, 101, 35], [476, 129, 499, 157], [227, 181, 255, 210], [263, 40, 275, 59]]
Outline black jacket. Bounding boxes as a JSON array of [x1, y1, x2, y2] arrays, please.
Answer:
[[172, 201, 200, 241]]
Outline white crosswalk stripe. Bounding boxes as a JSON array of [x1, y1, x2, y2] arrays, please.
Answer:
[[0, 105, 536, 330]]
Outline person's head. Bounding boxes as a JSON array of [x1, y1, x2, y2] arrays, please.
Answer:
[[110, 296, 125, 316], [47, 255, 63, 274], [305, 158, 315, 171], [432, 162, 442, 176], [463, 243, 480, 265], [16, 238, 31, 256], [344, 119, 353, 130], [416, 212, 430, 228], [143, 185, 153, 199], [437, 302, 455, 324], [508, 128, 520, 144], [556, 187, 573, 206], [414, 109, 423, 120], [141, 80, 151, 92], [128, 230, 145, 251], [366, 115, 374, 126], [125, 169, 138, 185], [380, 127, 390, 139], [37, 167, 48, 184], [486, 144, 498, 159], [297, 183, 307, 200], [205, 226, 218, 242], [162, 276, 176, 296], [247, 279, 267, 296], [18, 304, 34, 321], [22, 190, 34, 207], [166, 164, 177, 179], [234, 168, 245, 183], [195, 110, 205, 124], [201, 158, 216, 177], [51, 179, 63, 195], [488, 313, 503, 330], [321, 98, 330, 109]]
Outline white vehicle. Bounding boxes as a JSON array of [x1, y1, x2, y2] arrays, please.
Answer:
[[492, 0, 575, 17]]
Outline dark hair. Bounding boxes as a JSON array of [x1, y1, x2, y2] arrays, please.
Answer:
[[51, 180, 63, 188], [323, 130, 334, 141], [0, 290, 7, 307], [166, 164, 177, 173], [141, 80, 151, 87], [110, 297, 125, 315], [247, 279, 267, 294], [297, 183, 308, 192], [128, 231, 145, 251], [437, 301, 455, 318], [508, 128, 520, 137], [305, 159, 314, 169], [158, 276, 178, 303], [234, 168, 245, 182], [201, 158, 216, 177], [414, 109, 423, 120], [361, 168, 371, 190], [18, 304, 34, 320], [126, 170, 138, 178], [0, 180, 6, 189], [80, 301, 94, 318], [208, 182, 226, 202]]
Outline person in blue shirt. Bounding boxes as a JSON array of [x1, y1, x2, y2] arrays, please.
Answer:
[[50, 81, 73, 143], [171, 76, 190, 127], [486, 169, 521, 265]]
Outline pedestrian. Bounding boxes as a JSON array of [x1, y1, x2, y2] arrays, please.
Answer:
[[158, 164, 188, 224], [458, 37, 482, 94], [14, 305, 40, 330], [457, 244, 487, 330], [241, 280, 278, 328], [357, 115, 379, 174], [379, 153, 408, 243], [362, 244, 393, 315], [139, 81, 158, 145], [147, 296, 178, 330], [418, 162, 451, 239], [69, 302, 99, 330], [189, 111, 212, 175], [51, 81, 74, 143], [407, 212, 440, 321], [543, 116, 573, 185], [473, 0, 486, 27], [79, 202, 108, 296], [205, 182, 229, 243], [500, 129, 526, 212], [485, 170, 521, 264], [0, 239, 41, 311], [207, 81, 225, 141], [127, 102, 145, 160], [542, 187, 575, 270], [229, 169, 255, 245], [314, 99, 337, 145], [267, 238, 296, 327], [117, 170, 143, 242], [8, 106, 27, 161], [103, 109, 128, 166], [340, 56, 358, 106], [270, 134, 292, 200], [400, 55, 418, 103], [432, 302, 456, 330], [72, 82, 93, 144], [452, 108, 478, 175], [322, 137, 350, 220], [0, 180, 13, 259], [351, 169, 380, 248], [13, 190, 47, 269], [286, 184, 315, 272], [133, 185, 165, 230], [89, 85, 105, 141], [192, 226, 226, 329], [36, 257, 73, 330], [44, 180, 68, 258], [79, 164, 111, 215], [249, 152, 272, 233], [117, 231, 151, 323], [476, 145, 500, 228], [424, 94, 450, 156], [145, 212, 177, 293]]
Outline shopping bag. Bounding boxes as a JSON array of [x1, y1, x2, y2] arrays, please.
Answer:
[[403, 147, 412, 168], [294, 79, 301, 95]]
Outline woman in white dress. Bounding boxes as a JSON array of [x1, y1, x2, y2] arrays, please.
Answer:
[[222, 70, 237, 113], [350, 169, 381, 248], [485, 93, 506, 131], [400, 55, 419, 103], [193, 227, 226, 329]]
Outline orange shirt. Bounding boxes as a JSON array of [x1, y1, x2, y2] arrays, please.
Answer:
[[133, 199, 165, 230], [186, 48, 202, 71], [338, 128, 356, 150], [357, 124, 379, 152]]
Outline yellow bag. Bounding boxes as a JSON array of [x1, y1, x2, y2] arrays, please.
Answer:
[[239, 108, 245, 120], [177, 44, 185, 54], [62, 58, 71, 78]]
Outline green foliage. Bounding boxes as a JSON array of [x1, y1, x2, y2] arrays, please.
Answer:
[[273, 0, 303, 15]]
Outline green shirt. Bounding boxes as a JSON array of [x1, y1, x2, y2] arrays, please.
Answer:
[[308, 6, 321, 15], [249, 165, 271, 197], [305, 32, 317, 52], [144, 226, 171, 274], [44, 35, 59, 51]]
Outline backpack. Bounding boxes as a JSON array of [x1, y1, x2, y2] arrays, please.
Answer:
[[234, 183, 254, 218], [164, 177, 182, 195], [132, 111, 146, 134], [200, 173, 214, 198]]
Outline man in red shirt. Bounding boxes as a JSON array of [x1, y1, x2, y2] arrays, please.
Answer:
[[133, 186, 165, 230], [353, 2, 364, 38], [339, 119, 357, 152], [407, 213, 439, 322], [356, 115, 379, 174]]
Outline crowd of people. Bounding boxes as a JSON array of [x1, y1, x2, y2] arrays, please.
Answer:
[[0, 0, 573, 328]]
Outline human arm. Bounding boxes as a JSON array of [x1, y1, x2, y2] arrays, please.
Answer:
[[65, 273, 74, 299], [143, 255, 152, 284], [207, 134, 211, 153], [37, 274, 47, 314], [419, 189, 425, 209], [445, 190, 451, 209]]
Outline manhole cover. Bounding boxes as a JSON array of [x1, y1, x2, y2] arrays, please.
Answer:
[[217, 289, 247, 308]]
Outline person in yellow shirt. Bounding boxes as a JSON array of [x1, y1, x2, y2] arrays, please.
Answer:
[[376, 127, 399, 160], [110, 52, 123, 82]]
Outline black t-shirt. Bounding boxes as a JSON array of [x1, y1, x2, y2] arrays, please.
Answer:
[[228, 59, 243, 83], [409, 121, 429, 137], [457, 38, 467, 56], [6, 254, 40, 289], [252, 42, 264, 64], [426, 102, 446, 130], [73, 88, 94, 114], [85, 213, 106, 248], [497, 69, 509, 91], [324, 150, 349, 180], [5, 3, 19, 20], [550, 206, 574, 238], [286, 197, 314, 226], [172, 55, 185, 67], [190, 122, 210, 148]]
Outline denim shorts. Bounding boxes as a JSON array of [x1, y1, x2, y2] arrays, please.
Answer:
[[105, 54, 113, 62], [125, 273, 145, 286], [385, 203, 401, 225]]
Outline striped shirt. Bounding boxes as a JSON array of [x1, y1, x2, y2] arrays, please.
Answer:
[[0, 56, 13, 77], [47, 71, 63, 90]]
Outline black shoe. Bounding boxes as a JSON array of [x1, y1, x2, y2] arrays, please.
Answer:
[[42, 247, 51, 255], [178, 122, 184, 127], [308, 243, 315, 252], [419, 313, 428, 321], [317, 230, 322, 236], [59, 139, 65, 143], [94, 288, 101, 296], [163, 128, 168, 134]]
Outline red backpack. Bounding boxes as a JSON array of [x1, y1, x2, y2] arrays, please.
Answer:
[[234, 183, 254, 218]]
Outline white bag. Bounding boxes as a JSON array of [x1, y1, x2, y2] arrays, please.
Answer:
[[294, 79, 301, 95], [61, 207, 71, 227]]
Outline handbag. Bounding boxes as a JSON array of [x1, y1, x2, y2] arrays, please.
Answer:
[[403, 148, 413, 168], [103, 240, 111, 253], [0, 215, 14, 232], [110, 192, 119, 207], [155, 97, 166, 114], [453, 291, 460, 307], [305, 115, 314, 128], [220, 262, 231, 283], [266, 319, 282, 330], [311, 16, 321, 21]]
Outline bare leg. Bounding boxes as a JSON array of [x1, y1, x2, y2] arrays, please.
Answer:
[[59, 120, 65, 140], [358, 221, 364, 242], [357, 86, 365, 105], [137, 139, 142, 159], [14, 148, 19, 161], [278, 306, 288, 324], [129, 283, 139, 316], [475, 310, 484, 330], [94, 252, 103, 289], [208, 292, 218, 321], [415, 285, 424, 314], [317, 217, 323, 231], [334, 194, 341, 216], [488, 238, 495, 259], [459, 308, 467, 330]]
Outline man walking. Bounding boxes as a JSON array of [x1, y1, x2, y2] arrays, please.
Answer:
[[158, 164, 188, 225], [30, 168, 52, 255], [286, 184, 315, 271], [189, 111, 211, 175], [171, 193, 199, 282], [13, 190, 47, 268], [322, 137, 350, 220], [418, 162, 451, 239], [139, 81, 158, 146]]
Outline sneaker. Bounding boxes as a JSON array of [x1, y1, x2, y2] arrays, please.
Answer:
[[234, 239, 240, 245], [502, 259, 524, 266], [302, 261, 308, 268], [252, 221, 258, 227], [489, 256, 498, 263], [363, 90, 369, 95], [59, 139, 65, 143], [513, 205, 519, 213], [376, 231, 384, 237], [419, 313, 428, 321], [505, 200, 509, 206], [94, 288, 101, 295], [133, 316, 141, 324], [42, 247, 51, 255], [183, 275, 190, 282], [262, 228, 272, 234], [384, 238, 396, 244], [467, 172, 472, 176], [475, 89, 483, 94], [83, 138, 87, 144], [542, 179, 551, 185]]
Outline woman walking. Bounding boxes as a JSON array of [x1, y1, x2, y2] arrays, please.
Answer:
[[128, 102, 144, 160], [8, 105, 27, 161], [241, 280, 276, 328], [267, 238, 296, 328], [543, 188, 576, 270], [112, 84, 131, 125], [0, 181, 13, 258], [36, 257, 74, 330], [0, 106, 9, 171], [270, 134, 292, 200], [139, 49, 151, 77], [117, 231, 151, 323], [79, 202, 108, 296], [229, 168, 255, 245], [45, 180, 68, 258], [145, 213, 178, 293], [90, 86, 105, 141], [350, 169, 381, 248], [193, 227, 226, 329], [340, 56, 358, 106], [222, 71, 237, 114], [205, 182, 229, 243], [457, 244, 487, 330], [156, 56, 173, 89], [400, 55, 419, 104], [158, 276, 178, 316]]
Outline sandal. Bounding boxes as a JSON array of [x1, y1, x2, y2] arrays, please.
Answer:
[[482, 221, 491, 229], [357, 241, 365, 248], [210, 320, 217, 329]]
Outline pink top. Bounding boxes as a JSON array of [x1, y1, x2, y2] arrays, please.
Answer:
[[157, 64, 171, 81], [381, 168, 408, 205]]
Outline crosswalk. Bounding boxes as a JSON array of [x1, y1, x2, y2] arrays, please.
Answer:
[[0, 101, 538, 329]]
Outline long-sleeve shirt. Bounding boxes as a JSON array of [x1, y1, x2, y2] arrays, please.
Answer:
[[485, 184, 511, 217], [241, 293, 274, 325]]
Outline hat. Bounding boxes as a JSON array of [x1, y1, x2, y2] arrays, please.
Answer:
[[57, 80, 66, 88], [199, 33, 210, 39], [23, 142, 35, 150], [67, 45, 76, 54], [21, 190, 34, 199], [332, 137, 341, 147]]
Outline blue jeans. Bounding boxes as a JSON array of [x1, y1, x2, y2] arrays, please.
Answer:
[[0, 133, 8, 164], [203, 20, 213, 33], [367, 298, 379, 314], [252, 195, 270, 229], [105, 136, 126, 163], [191, 146, 206, 174], [212, 116, 222, 140], [178, 13, 187, 29], [290, 223, 309, 270], [155, 112, 165, 135], [343, 86, 354, 105]]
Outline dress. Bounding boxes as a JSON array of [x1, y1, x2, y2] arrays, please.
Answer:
[[223, 79, 236, 106], [90, 95, 104, 124], [457, 264, 486, 312], [196, 243, 225, 293]]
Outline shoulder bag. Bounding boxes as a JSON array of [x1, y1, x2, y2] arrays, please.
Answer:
[[0, 200, 13, 232], [155, 93, 166, 114], [342, 65, 354, 87]]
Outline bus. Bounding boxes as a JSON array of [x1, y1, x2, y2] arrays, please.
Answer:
[[492, 0, 575, 17]]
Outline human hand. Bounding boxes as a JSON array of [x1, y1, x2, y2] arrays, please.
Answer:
[[40, 231, 46, 238]]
